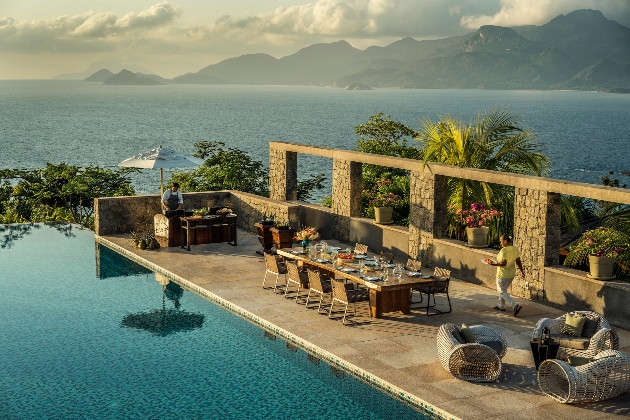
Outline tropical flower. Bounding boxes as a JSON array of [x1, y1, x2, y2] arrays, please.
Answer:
[[364, 178, 404, 208], [456, 203, 502, 228], [568, 228, 629, 260]]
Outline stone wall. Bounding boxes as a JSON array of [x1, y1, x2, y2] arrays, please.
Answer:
[[408, 170, 448, 266], [95, 191, 300, 236], [331, 159, 362, 242], [95, 192, 231, 235], [513, 188, 561, 302], [269, 149, 298, 202]]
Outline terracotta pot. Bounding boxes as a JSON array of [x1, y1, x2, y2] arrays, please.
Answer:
[[466, 226, 489, 248], [588, 255, 616, 279], [374, 206, 393, 224]]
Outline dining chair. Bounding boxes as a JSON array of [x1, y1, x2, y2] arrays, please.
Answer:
[[380, 251, 395, 264], [329, 278, 370, 325], [285, 260, 309, 303], [354, 243, 368, 255], [306, 269, 333, 314], [407, 259, 424, 304], [416, 267, 452, 315], [262, 253, 288, 292]]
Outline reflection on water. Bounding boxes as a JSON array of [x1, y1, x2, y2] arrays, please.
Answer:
[[121, 280, 205, 337], [95, 243, 152, 279], [0, 222, 78, 249]]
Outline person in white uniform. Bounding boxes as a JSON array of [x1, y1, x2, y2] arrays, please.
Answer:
[[161, 183, 183, 212], [485, 234, 525, 316]]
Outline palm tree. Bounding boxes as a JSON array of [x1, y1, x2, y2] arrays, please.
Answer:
[[416, 108, 550, 242]]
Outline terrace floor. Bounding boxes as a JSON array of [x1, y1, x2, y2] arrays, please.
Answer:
[[100, 229, 630, 420]]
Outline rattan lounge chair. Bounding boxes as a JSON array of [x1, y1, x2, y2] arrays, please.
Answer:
[[262, 253, 288, 292], [412, 267, 452, 315], [284, 260, 309, 303], [538, 350, 630, 403], [305, 269, 333, 314], [532, 311, 619, 360], [437, 323, 507, 382], [329, 278, 370, 325]]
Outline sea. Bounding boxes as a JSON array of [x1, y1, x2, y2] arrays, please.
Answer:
[[1, 81, 629, 200]]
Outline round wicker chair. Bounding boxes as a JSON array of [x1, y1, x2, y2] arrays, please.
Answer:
[[538, 350, 630, 403], [532, 311, 619, 360], [437, 323, 507, 382]]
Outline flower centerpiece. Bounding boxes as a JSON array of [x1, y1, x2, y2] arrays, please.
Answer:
[[294, 227, 320, 250], [365, 179, 404, 224], [456, 203, 502, 248], [564, 227, 630, 279]]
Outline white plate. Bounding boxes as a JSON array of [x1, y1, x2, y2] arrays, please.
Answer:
[[422, 275, 432, 279], [481, 258, 497, 265], [407, 271, 421, 277], [385, 263, 395, 268], [340, 268, 356, 273], [364, 276, 379, 281], [354, 254, 367, 259], [330, 246, 342, 250]]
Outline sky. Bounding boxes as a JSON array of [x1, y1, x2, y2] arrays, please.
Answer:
[[1, 0, 629, 79]]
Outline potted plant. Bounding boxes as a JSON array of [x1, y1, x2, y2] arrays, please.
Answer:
[[564, 227, 629, 280], [456, 203, 502, 248], [260, 213, 275, 225], [365, 179, 404, 225], [294, 227, 320, 251], [270, 221, 295, 249]]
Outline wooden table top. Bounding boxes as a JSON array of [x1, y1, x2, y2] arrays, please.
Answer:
[[276, 248, 439, 292]]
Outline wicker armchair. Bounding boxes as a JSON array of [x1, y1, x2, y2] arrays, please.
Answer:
[[532, 311, 619, 360], [538, 350, 630, 403], [437, 323, 507, 382], [285, 260, 309, 303], [354, 243, 368, 255]]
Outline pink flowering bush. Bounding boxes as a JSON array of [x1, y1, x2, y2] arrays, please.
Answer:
[[365, 178, 404, 208], [456, 203, 502, 228], [565, 227, 629, 262]]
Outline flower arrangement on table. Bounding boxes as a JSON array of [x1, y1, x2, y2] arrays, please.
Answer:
[[364, 178, 404, 208], [456, 203, 502, 227], [294, 227, 319, 249], [564, 227, 630, 265]]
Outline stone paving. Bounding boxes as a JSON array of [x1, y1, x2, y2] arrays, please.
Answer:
[[101, 230, 630, 420]]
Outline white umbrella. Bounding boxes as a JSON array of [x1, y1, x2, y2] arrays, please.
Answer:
[[118, 145, 204, 196]]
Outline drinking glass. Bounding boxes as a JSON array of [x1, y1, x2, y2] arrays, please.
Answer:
[[358, 259, 365, 276], [393, 263, 404, 279], [373, 255, 380, 265]]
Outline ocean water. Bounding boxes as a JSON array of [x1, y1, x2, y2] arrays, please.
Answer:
[[0, 223, 429, 419], [1, 81, 629, 198]]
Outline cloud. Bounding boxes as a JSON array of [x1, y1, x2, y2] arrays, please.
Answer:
[[0, 2, 181, 52], [459, 0, 630, 28]]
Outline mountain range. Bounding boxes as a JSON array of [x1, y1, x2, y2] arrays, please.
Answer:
[[77, 10, 630, 91]]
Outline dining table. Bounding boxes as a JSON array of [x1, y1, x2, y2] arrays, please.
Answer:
[[276, 247, 440, 318]]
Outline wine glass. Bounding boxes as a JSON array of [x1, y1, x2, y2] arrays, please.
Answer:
[[358, 259, 365, 276], [393, 263, 403, 279]]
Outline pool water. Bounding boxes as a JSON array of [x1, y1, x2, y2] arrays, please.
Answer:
[[0, 224, 430, 419]]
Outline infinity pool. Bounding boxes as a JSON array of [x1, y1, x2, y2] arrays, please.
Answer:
[[0, 224, 429, 419]]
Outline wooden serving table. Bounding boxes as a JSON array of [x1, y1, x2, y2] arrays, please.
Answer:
[[276, 249, 439, 318], [180, 215, 238, 251]]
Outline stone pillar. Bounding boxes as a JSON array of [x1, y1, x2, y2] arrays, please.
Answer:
[[408, 170, 448, 266], [331, 159, 362, 242], [269, 148, 298, 201], [513, 188, 561, 302]]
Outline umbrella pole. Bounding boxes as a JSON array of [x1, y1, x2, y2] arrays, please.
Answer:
[[160, 168, 164, 197]]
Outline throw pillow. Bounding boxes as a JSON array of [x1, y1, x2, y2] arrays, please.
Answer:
[[567, 356, 592, 367], [460, 324, 477, 343], [561, 313, 586, 337], [451, 327, 465, 344], [581, 318, 599, 338]]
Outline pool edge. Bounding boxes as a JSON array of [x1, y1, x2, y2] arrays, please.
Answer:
[[95, 235, 461, 420]]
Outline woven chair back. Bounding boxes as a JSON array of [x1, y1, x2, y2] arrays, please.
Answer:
[[380, 251, 394, 264], [264, 253, 281, 273], [331, 279, 349, 303], [406, 259, 422, 271], [354, 243, 368, 255], [286, 260, 301, 282], [307, 269, 326, 293], [433, 267, 451, 293]]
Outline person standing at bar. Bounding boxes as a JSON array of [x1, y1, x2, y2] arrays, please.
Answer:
[[485, 234, 525, 316], [161, 182, 183, 212]]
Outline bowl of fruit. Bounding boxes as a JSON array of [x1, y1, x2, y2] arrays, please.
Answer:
[[336, 253, 354, 265]]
